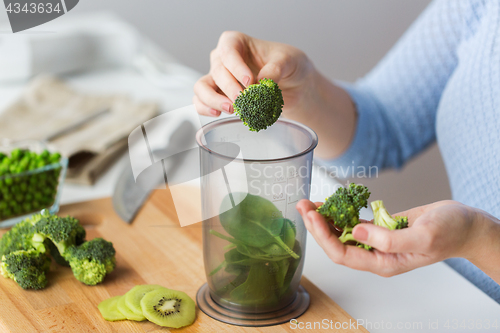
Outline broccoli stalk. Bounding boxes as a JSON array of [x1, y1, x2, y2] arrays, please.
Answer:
[[0, 249, 51, 289], [233, 78, 284, 132], [317, 183, 371, 248], [371, 200, 409, 230], [63, 238, 116, 286]]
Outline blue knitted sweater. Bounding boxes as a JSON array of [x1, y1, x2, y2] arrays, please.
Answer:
[[329, 0, 500, 303]]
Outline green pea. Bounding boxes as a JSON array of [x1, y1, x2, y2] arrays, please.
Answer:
[[4, 177, 12, 186], [4, 208, 12, 216], [15, 194, 24, 202], [40, 150, 50, 160], [10, 148, 22, 160], [0, 201, 7, 210], [19, 182, 27, 192], [22, 202, 32, 212], [24, 193, 33, 201], [49, 152, 61, 163], [11, 185, 19, 194]]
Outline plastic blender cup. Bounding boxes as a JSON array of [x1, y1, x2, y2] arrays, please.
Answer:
[[196, 117, 317, 326]]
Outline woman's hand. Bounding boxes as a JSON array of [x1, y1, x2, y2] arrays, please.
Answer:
[[296, 199, 500, 279], [193, 31, 358, 159], [193, 31, 314, 117]]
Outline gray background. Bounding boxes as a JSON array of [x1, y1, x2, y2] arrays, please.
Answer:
[[1, 0, 450, 212]]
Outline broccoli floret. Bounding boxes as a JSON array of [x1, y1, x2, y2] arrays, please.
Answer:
[[233, 78, 284, 132], [32, 215, 86, 260], [371, 200, 409, 230], [0, 220, 37, 257], [64, 238, 116, 286], [0, 249, 51, 289], [316, 183, 371, 249], [317, 183, 371, 229], [0, 213, 48, 257]]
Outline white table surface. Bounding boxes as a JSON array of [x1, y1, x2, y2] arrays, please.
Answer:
[[1, 67, 499, 333]]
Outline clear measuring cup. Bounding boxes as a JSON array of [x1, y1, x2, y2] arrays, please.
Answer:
[[196, 117, 318, 323]]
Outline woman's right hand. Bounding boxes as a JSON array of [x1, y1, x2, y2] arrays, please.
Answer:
[[193, 31, 315, 117]]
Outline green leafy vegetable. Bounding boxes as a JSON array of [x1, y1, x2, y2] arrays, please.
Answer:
[[209, 193, 302, 307], [219, 193, 298, 258]]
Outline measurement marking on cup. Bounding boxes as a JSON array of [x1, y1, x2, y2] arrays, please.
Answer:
[[221, 167, 235, 208]]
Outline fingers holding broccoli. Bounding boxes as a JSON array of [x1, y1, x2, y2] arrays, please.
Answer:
[[316, 183, 409, 250]]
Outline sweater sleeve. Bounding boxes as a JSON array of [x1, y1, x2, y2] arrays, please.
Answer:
[[322, 0, 466, 171]]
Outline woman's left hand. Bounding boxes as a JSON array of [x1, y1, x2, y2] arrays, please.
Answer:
[[296, 199, 486, 277]]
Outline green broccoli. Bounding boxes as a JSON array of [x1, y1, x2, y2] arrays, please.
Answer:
[[0, 213, 47, 257], [31, 214, 86, 266], [317, 183, 371, 229], [233, 78, 284, 132], [0, 249, 51, 289], [64, 238, 116, 286], [316, 183, 371, 249], [371, 200, 409, 230], [0, 212, 116, 289]]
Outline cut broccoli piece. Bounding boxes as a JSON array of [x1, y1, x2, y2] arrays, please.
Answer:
[[371, 200, 409, 230], [0, 220, 37, 257], [233, 78, 284, 132], [316, 183, 371, 249], [317, 183, 371, 229], [64, 238, 116, 286], [32, 215, 86, 258], [0, 212, 48, 257], [0, 249, 51, 289]]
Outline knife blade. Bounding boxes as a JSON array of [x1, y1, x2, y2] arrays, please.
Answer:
[[112, 121, 196, 223]]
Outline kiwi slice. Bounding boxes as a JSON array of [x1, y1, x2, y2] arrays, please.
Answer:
[[125, 284, 165, 317], [140, 288, 196, 328], [117, 293, 146, 321], [98, 296, 127, 321]]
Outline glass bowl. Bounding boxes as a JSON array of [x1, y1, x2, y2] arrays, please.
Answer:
[[0, 139, 68, 228]]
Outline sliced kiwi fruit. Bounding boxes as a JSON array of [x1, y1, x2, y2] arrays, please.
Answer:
[[117, 293, 146, 321], [98, 296, 127, 321], [124, 284, 165, 317], [140, 288, 196, 328]]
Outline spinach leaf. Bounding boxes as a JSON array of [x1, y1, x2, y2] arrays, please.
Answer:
[[219, 193, 299, 258], [236, 243, 290, 261], [224, 248, 259, 266], [276, 259, 290, 289], [230, 262, 279, 306]]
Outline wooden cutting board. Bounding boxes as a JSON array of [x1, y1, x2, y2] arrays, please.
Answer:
[[0, 187, 367, 332]]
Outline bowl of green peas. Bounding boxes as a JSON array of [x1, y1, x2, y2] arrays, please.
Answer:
[[0, 140, 68, 228]]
